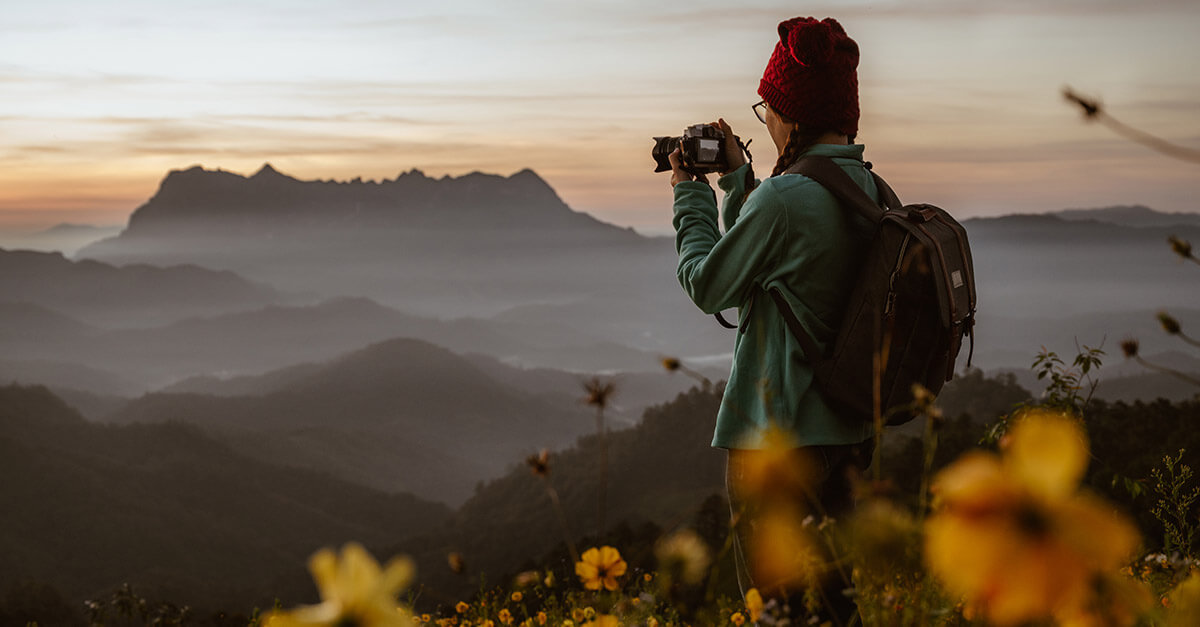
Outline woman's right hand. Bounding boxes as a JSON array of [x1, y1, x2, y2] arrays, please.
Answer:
[[713, 118, 747, 175]]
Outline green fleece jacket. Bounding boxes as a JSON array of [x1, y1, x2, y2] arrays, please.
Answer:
[[673, 143, 877, 449]]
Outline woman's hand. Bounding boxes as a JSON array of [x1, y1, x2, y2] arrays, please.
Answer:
[[669, 147, 708, 187], [713, 118, 747, 175]]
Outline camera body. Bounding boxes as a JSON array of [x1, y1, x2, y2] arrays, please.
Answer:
[[652, 124, 728, 174]]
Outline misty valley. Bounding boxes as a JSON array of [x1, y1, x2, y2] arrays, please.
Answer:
[[2, 164, 1199, 619]]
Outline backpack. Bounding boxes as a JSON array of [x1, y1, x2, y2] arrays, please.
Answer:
[[769, 156, 977, 426]]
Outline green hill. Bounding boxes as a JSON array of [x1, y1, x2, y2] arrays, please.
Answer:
[[0, 384, 451, 611]]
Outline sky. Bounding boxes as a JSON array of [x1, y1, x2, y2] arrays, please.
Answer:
[[1, 0, 1198, 233]]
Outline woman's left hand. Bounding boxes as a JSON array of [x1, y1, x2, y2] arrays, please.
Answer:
[[669, 147, 708, 188]]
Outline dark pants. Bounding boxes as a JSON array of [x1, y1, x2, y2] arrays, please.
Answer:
[[726, 440, 873, 624]]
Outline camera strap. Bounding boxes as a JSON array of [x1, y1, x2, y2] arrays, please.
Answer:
[[714, 312, 738, 329]]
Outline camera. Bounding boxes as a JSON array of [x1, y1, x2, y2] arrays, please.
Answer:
[[652, 124, 728, 174]]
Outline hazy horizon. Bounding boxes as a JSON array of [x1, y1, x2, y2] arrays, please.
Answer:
[[3, 0, 1199, 232]]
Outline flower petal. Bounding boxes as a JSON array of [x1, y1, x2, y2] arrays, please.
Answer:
[[1006, 411, 1088, 499], [598, 546, 621, 569]]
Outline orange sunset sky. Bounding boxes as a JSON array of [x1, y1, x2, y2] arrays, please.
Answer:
[[1, 0, 1198, 233]]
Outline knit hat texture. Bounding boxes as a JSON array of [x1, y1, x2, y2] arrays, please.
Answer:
[[758, 17, 860, 137]]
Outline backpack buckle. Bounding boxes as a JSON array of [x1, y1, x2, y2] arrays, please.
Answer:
[[906, 205, 938, 223]]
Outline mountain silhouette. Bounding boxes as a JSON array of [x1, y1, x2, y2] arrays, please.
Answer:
[[0, 248, 281, 327], [88, 164, 633, 238], [76, 164, 663, 319], [0, 384, 451, 610], [1051, 205, 1200, 228], [106, 337, 597, 504]]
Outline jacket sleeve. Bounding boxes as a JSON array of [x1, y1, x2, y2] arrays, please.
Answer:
[[672, 178, 785, 314], [717, 163, 759, 233]]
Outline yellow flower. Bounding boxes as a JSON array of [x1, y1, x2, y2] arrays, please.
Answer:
[[730, 612, 746, 626], [261, 543, 415, 627], [582, 607, 595, 620], [1055, 571, 1154, 627], [647, 619, 658, 627], [592, 616, 618, 627], [730, 424, 814, 500], [745, 588, 763, 623], [498, 609, 513, 625], [457, 602, 470, 614], [511, 591, 523, 603], [575, 546, 628, 591], [536, 611, 547, 625], [924, 411, 1140, 626], [1167, 572, 1200, 627], [571, 608, 586, 623], [751, 507, 824, 592], [655, 529, 712, 585]]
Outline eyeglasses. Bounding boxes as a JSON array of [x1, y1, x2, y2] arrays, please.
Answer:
[[752, 100, 768, 124]]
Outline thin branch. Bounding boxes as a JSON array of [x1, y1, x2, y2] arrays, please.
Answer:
[[1064, 87, 1200, 164], [1133, 356, 1200, 387]]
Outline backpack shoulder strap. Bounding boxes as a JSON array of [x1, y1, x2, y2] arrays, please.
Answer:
[[786, 156, 901, 221], [768, 287, 827, 370]]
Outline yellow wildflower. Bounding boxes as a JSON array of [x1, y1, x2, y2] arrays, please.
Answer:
[[582, 607, 595, 620], [261, 542, 415, 627], [924, 411, 1140, 626], [421, 615, 432, 623], [575, 546, 627, 591], [647, 619, 658, 627], [745, 588, 763, 623], [592, 616, 618, 627], [751, 507, 824, 592], [511, 591, 523, 603], [571, 608, 586, 623], [1167, 572, 1200, 627], [456, 602, 470, 614], [730, 612, 746, 626], [730, 424, 813, 499], [498, 609, 513, 625], [536, 611, 547, 625]]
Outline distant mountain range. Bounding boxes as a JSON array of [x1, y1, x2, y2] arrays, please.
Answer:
[[105, 337, 603, 505], [0, 223, 123, 256], [1051, 205, 1200, 228], [74, 165, 669, 320], [106, 164, 629, 235], [0, 248, 282, 327], [0, 295, 717, 393]]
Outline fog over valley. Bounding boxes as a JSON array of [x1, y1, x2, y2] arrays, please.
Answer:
[[2, 163, 1197, 612]]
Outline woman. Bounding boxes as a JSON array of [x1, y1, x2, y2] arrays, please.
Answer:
[[667, 16, 876, 622]]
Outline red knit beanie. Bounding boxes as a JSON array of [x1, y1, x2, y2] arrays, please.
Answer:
[[758, 17, 860, 137]]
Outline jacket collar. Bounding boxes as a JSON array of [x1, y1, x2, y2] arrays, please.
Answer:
[[799, 143, 865, 162]]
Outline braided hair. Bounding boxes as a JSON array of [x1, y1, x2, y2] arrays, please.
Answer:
[[770, 124, 859, 177]]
